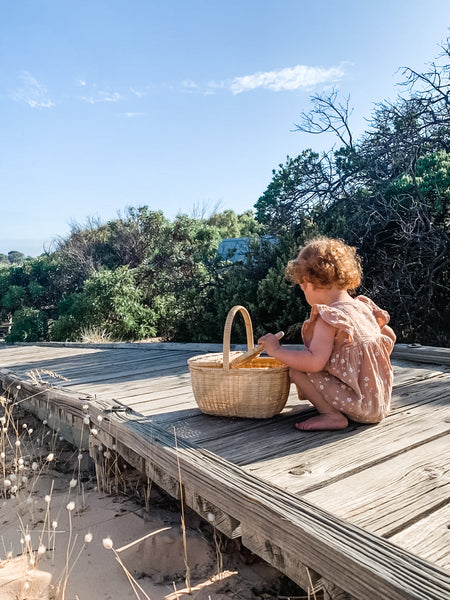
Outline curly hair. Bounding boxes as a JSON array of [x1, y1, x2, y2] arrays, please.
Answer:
[[285, 237, 362, 291]]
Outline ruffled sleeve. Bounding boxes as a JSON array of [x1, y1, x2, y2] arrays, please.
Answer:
[[302, 304, 354, 348], [355, 296, 390, 329]]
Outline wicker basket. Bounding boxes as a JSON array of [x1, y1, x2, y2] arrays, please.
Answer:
[[188, 305, 290, 418]]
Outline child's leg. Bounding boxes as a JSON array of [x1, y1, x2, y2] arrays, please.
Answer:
[[289, 369, 348, 431]]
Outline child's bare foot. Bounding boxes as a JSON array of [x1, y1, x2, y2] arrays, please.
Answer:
[[295, 413, 348, 431]]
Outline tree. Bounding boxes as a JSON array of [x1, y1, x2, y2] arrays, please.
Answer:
[[255, 150, 337, 233], [8, 251, 25, 264], [51, 267, 157, 341], [254, 39, 450, 345]]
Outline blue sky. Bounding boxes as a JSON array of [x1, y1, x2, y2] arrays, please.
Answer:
[[1, 0, 449, 256]]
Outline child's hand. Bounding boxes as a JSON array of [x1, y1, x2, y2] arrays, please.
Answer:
[[257, 333, 281, 355]]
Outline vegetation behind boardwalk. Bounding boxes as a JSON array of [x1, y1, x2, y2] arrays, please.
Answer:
[[1, 42, 449, 346]]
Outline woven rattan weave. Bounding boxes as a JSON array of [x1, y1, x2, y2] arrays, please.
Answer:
[[188, 305, 290, 418]]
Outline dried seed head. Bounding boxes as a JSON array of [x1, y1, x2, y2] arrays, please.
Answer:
[[69, 479, 77, 488], [66, 501, 75, 512], [46, 453, 54, 462], [102, 537, 113, 549], [84, 532, 93, 543]]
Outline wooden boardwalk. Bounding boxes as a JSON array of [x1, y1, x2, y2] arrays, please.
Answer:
[[0, 342, 449, 600]]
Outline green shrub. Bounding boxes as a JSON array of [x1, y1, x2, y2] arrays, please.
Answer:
[[51, 267, 157, 341], [6, 307, 48, 343], [2, 285, 26, 311]]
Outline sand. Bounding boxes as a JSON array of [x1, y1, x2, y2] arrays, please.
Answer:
[[0, 408, 305, 600]]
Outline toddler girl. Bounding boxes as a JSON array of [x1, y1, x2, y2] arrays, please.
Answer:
[[258, 237, 396, 431]]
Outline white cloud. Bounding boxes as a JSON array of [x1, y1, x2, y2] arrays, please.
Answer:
[[130, 87, 147, 97], [77, 79, 87, 87], [205, 80, 227, 92], [122, 112, 145, 118], [81, 91, 121, 104], [229, 64, 346, 94], [182, 80, 199, 90], [9, 71, 55, 108]]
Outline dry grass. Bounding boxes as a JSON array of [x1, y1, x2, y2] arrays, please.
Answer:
[[0, 375, 153, 600], [79, 327, 113, 344], [0, 375, 313, 600]]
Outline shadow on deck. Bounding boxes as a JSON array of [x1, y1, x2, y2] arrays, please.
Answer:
[[0, 342, 449, 600]]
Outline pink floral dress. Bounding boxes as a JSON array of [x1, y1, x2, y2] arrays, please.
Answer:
[[301, 296, 394, 423]]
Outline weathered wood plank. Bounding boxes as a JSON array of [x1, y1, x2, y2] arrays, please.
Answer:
[[0, 346, 195, 380], [67, 360, 441, 404], [90, 411, 450, 600], [194, 374, 449, 464], [243, 403, 450, 495], [56, 355, 195, 383], [5, 340, 450, 365], [1, 345, 450, 600], [240, 522, 323, 594], [0, 346, 101, 363], [389, 503, 450, 570], [65, 372, 193, 397], [391, 361, 449, 385], [58, 361, 193, 387], [392, 344, 450, 365], [302, 435, 450, 543]]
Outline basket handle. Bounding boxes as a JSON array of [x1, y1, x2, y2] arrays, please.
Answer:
[[222, 305, 254, 371], [230, 331, 284, 368]]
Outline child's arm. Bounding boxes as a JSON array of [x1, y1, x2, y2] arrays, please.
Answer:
[[258, 316, 336, 373], [381, 324, 396, 344]]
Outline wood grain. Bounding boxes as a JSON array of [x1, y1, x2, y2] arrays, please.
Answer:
[[0, 343, 449, 600]]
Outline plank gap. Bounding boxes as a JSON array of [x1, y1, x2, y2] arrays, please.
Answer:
[[296, 428, 450, 496], [384, 498, 450, 539]]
